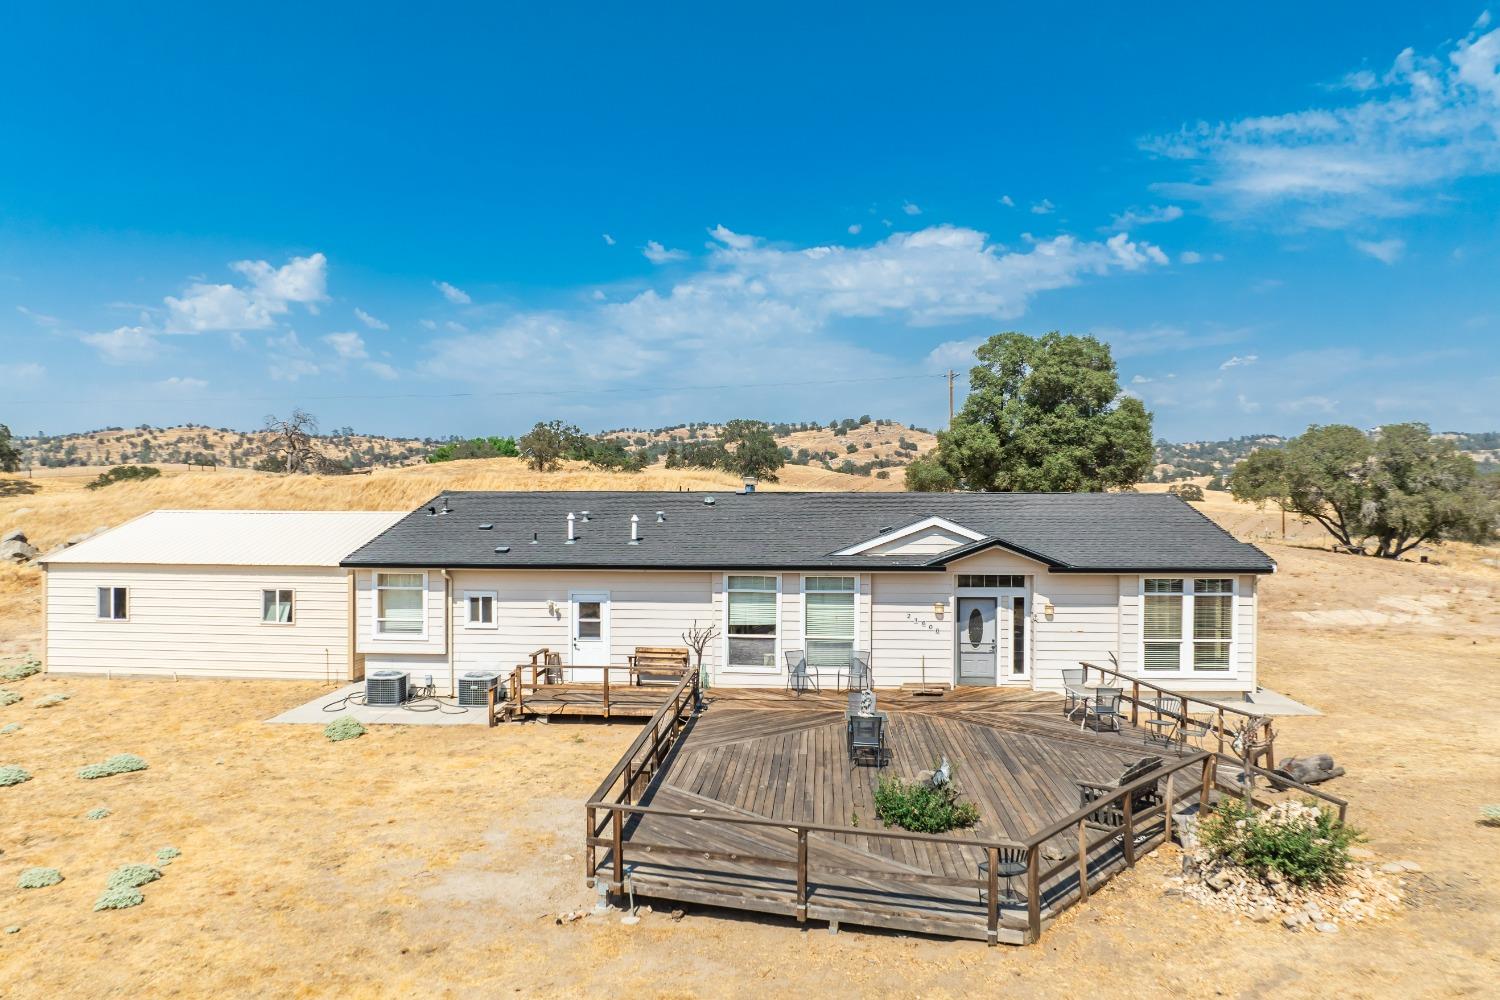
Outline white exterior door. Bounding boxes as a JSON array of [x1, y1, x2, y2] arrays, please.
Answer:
[[569, 591, 610, 667]]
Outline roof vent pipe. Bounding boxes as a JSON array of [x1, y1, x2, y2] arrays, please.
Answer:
[[629, 514, 640, 545], [656, 511, 666, 524], [440, 496, 452, 514], [530, 531, 538, 545], [566, 512, 576, 544], [742, 477, 757, 494], [579, 510, 591, 522]]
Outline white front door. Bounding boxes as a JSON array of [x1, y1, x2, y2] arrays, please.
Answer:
[[569, 592, 610, 667]]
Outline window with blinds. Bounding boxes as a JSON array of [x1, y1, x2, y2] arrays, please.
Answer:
[[727, 575, 778, 668], [804, 577, 855, 672], [1143, 578, 1233, 672], [375, 572, 426, 636]]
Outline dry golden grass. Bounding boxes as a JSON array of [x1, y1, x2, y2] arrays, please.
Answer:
[[3, 480, 1498, 997]]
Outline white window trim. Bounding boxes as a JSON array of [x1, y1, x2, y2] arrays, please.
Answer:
[[373, 570, 429, 641], [96, 586, 129, 622], [721, 572, 782, 674], [463, 590, 498, 630], [260, 588, 296, 626], [1137, 575, 1238, 677], [799, 574, 860, 671], [833, 515, 985, 556]]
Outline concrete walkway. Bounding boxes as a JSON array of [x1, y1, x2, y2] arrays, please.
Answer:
[[267, 683, 492, 726], [1184, 685, 1322, 717]]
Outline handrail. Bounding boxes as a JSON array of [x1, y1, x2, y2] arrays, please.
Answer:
[[1211, 751, 1348, 821], [1078, 660, 1276, 763], [1020, 750, 1210, 848], [586, 667, 699, 804]]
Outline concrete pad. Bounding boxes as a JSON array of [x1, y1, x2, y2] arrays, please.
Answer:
[[1182, 686, 1321, 717], [267, 683, 492, 726]]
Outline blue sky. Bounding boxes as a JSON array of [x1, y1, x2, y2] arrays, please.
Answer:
[[3, 3, 1499, 441]]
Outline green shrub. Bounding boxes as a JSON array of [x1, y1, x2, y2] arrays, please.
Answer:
[[873, 775, 980, 834], [1198, 798, 1359, 887], [85, 465, 161, 490], [18, 867, 62, 889], [324, 717, 366, 742], [93, 886, 144, 910], [1, 722, 20, 734], [156, 846, 181, 864], [86, 807, 111, 820], [34, 693, 70, 708], [0, 764, 31, 786], [77, 753, 148, 779], [106, 864, 162, 890], [0, 690, 20, 707], [0, 658, 40, 682]]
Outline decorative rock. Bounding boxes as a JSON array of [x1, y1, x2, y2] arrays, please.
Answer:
[[1282, 913, 1308, 930], [619, 914, 640, 926], [1380, 862, 1405, 874], [0, 539, 39, 564], [1205, 870, 1235, 892], [1313, 921, 1340, 934], [0, 529, 26, 544]]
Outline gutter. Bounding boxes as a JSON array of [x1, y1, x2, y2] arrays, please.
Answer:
[[441, 568, 454, 697]]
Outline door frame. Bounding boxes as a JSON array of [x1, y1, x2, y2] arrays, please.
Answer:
[[567, 590, 611, 668], [952, 579, 1032, 686], [955, 595, 1000, 686]]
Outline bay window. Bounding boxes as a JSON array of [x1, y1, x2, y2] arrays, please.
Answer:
[[726, 575, 778, 669], [1143, 577, 1234, 673], [375, 572, 426, 637], [804, 576, 855, 673]]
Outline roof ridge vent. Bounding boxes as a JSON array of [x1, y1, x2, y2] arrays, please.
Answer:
[[656, 510, 666, 523], [703, 496, 716, 506]]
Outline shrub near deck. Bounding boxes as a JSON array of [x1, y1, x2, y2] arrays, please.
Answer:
[[873, 775, 980, 834]]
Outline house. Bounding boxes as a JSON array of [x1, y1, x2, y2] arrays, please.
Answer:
[[42, 510, 405, 681], [340, 488, 1275, 698]]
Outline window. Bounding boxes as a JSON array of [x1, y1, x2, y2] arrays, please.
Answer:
[[1011, 596, 1026, 675], [375, 572, 426, 637], [97, 586, 128, 621], [261, 589, 294, 624], [804, 576, 855, 673], [1143, 578, 1234, 673], [726, 575, 778, 669], [465, 591, 497, 628], [956, 574, 1025, 589], [575, 600, 602, 638]]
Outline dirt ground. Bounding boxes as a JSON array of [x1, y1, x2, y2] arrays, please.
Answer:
[[2, 492, 1498, 998]]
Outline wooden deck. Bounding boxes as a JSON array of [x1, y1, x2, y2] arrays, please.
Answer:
[[504, 681, 678, 719], [587, 685, 1225, 943]]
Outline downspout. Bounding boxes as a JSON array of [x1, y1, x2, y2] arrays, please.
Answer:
[[442, 568, 454, 697]]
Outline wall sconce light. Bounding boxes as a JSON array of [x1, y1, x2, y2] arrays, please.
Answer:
[[546, 600, 558, 616], [931, 602, 945, 618], [1043, 603, 1056, 617]]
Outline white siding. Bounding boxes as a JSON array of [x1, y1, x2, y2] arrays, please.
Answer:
[[45, 564, 351, 681], [1030, 573, 1120, 692], [863, 527, 972, 556], [869, 572, 953, 687]]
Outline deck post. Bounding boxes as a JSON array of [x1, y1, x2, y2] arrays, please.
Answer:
[[796, 828, 809, 923], [1025, 846, 1041, 944], [1163, 773, 1175, 844], [1200, 755, 1214, 810], [486, 684, 497, 728], [611, 808, 624, 893], [586, 806, 597, 878], [985, 846, 999, 946], [1215, 708, 1225, 754], [1130, 680, 1140, 726], [1076, 820, 1089, 902], [623, 760, 632, 805], [1121, 791, 1136, 867]]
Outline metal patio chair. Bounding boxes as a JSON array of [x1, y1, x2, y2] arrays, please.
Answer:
[[846, 711, 886, 767], [1061, 667, 1088, 718], [1080, 687, 1123, 732], [844, 649, 873, 692], [784, 649, 820, 695], [1143, 695, 1185, 751], [978, 847, 1029, 906]]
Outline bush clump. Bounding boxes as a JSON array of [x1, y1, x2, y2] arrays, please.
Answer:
[[34, 692, 71, 708], [0, 690, 20, 707], [86, 807, 111, 820], [106, 864, 162, 890], [324, 717, 367, 742], [93, 886, 145, 911], [85, 465, 161, 491], [77, 753, 149, 780], [156, 846, 181, 864], [0, 658, 40, 682], [874, 775, 980, 834], [1198, 798, 1359, 887], [0, 764, 31, 786], [18, 867, 63, 889]]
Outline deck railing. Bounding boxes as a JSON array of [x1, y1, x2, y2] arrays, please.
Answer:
[[1078, 660, 1278, 768]]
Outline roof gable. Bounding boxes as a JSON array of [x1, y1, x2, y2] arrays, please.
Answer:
[[833, 515, 985, 556]]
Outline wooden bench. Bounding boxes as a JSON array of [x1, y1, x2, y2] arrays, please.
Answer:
[[627, 646, 691, 686]]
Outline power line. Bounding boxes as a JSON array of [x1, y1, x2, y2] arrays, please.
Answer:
[[10, 371, 951, 409]]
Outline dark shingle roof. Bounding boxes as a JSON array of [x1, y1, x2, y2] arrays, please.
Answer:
[[341, 491, 1275, 574]]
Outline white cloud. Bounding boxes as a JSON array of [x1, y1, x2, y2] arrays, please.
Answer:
[[708, 225, 756, 249], [165, 252, 328, 332], [82, 325, 161, 364], [602, 233, 617, 246], [1281, 394, 1339, 414], [354, 307, 388, 330], [1351, 236, 1406, 264], [1220, 353, 1259, 369], [419, 318, 437, 330], [1093, 324, 1248, 359], [14, 361, 45, 381], [16, 306, 59, 327], [157, 376, 208, 392], [1236, 392, 1262, 413], [323, 331, 368, 360], [1180, 250, 1204, 264], [364, 361, 399, 380], [924, 338, 986, 371], [424, 224, 1170, 394], [847, 223, 862, 235], [1145, 22, 1500, 228], [1110, 204, 1183, 227], [434, 280, 471, 305], [1030, 199, 1055, 215], [903, 201, 922, 216], [642, 241, 688, 264], [265, 331, 319, 381], [999, 195, 1015, 207]]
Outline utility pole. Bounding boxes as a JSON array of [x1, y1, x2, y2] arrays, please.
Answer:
[[947, 370, 955, 429]]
